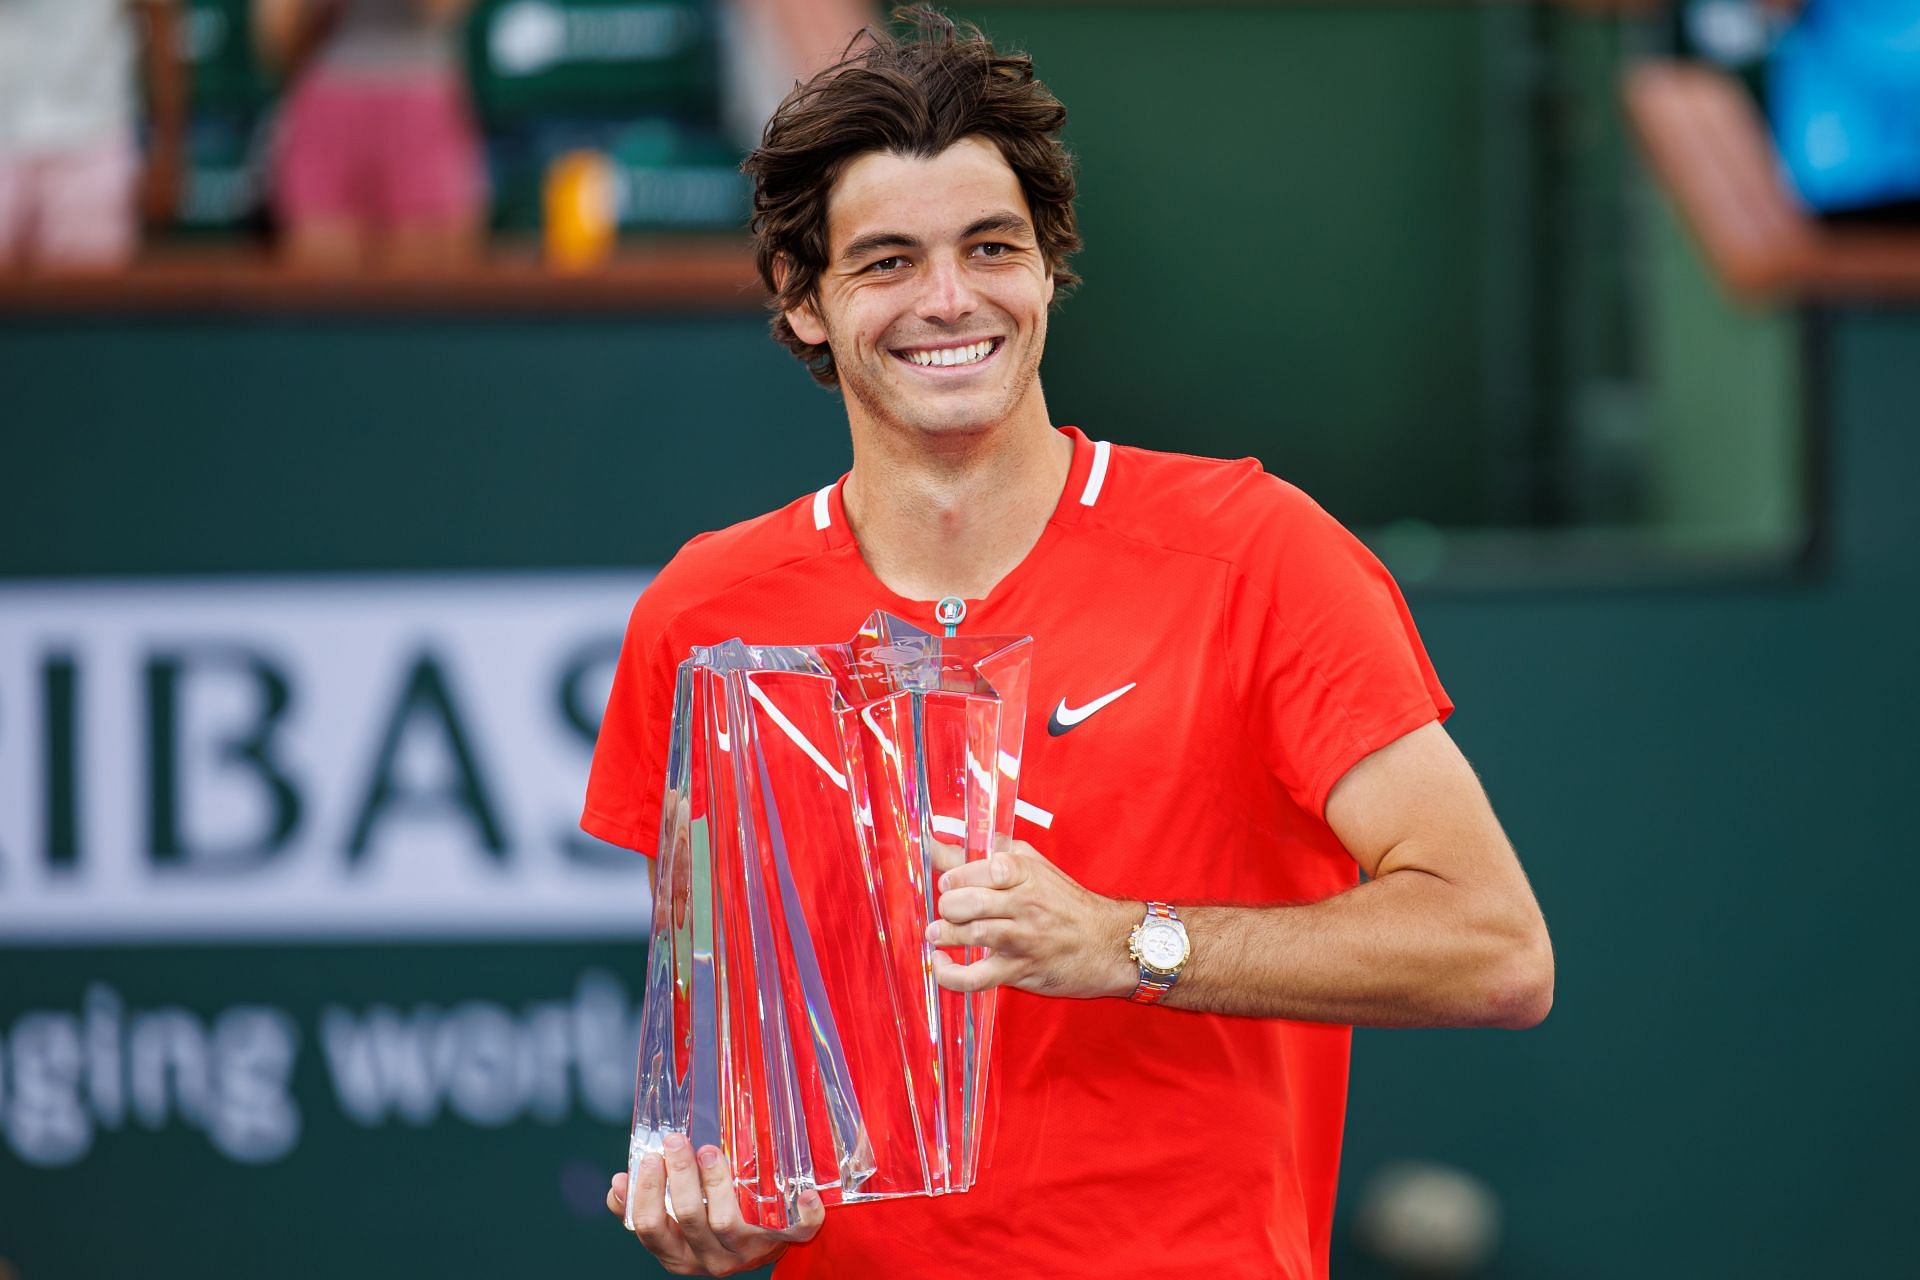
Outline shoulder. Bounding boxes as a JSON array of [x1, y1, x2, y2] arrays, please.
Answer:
[[627, 486, 834, 633], [1089, 441, 1350, 570]]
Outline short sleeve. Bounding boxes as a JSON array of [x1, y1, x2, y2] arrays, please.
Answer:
[[580, 586, 681, 856], [1226, 477, 1453, 820]]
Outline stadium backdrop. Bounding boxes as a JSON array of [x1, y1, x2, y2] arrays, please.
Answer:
[[5, 3, 1920, 1278]]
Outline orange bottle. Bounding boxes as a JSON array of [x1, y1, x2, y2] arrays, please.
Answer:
[[543, 150, 619, 271]]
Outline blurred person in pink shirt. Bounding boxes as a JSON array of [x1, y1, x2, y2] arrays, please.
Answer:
[[0, 0, 188, 272], [256, 0, 486, 270]]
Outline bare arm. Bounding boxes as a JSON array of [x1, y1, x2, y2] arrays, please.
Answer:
[[252, 0, 346, 76], [931, 721, 1554, 1030], [1169, 721, 1552, 1026], [135, 0, 189, 225], [414, 0, 476, 24]]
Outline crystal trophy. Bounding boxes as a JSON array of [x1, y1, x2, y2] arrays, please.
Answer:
[[626, 610, 1033, 1233]]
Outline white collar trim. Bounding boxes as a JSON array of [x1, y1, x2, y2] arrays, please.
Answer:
[[1079, 439, 1112, 506], [816, 443, 1104, 530]]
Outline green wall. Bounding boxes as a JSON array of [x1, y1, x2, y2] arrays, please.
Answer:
[[1342, 308, 1915, 1277], [1, 315, 847, 577], [965, 3, 1498, 527]]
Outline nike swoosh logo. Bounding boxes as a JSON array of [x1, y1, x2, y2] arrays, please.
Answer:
[[1048, 682, 1137, 736]]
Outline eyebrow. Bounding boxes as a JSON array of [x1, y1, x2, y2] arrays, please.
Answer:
[[837, 212, 1035, 265]]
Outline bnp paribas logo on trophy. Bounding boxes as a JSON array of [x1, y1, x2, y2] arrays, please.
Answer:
[[489, 0, 703, 77]]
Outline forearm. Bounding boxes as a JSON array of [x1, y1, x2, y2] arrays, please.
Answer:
[[140, 3, 189, 146], [1151, 868, 1553, 1028], [254, 0, 346, 74], [416, 0, 477, 23], [933, 722, 1554, 1026]]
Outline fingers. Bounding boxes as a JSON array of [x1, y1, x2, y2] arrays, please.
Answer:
[[929, 840, 967, 877], [936, 856, 1017, 896], [931, 841, 1041, 948], [931, 948, 1016, 993], [618, 1142, 815, 1275], [935, 884, 1011, 926], [937, 842, 1037, 892], [694, 1145, 752, 1253], [925, 916, 1006, 950], [770, 1186, 828, 1243], [623, 1153, 694, 1265], [661, 1133, 722, 1256], [696, 1146, 828, 1249]]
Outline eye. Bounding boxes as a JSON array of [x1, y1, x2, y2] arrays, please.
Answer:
[[868, 256, 907, 273], [975, 242, 1010, 259]]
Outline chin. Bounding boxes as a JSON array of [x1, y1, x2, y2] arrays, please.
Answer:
[[897, 407, 1014, 440], [859, 383, 1017, 439]]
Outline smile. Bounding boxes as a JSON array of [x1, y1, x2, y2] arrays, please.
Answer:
[[892, 338, 1002, 369]]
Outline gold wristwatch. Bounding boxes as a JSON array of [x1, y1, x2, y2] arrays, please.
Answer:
[[1127, 901, 1189, 1004]]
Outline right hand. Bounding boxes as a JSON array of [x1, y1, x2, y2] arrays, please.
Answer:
[[607, 1134, 825, 1276]]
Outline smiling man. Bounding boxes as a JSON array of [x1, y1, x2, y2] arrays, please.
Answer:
[[584, 8, 1553, 1277]]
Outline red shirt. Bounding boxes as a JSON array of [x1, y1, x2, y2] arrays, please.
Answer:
[[584, 427, 1451, 1279]]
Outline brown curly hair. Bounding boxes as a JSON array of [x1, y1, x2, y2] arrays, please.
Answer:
[[742, 6, 1082, 387]]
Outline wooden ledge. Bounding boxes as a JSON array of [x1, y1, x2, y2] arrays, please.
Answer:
[[1625, 60, 1920, 301], [0, 237, 766, 315]]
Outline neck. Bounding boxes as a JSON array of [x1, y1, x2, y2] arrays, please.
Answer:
[[841, 393, 1072, 602]]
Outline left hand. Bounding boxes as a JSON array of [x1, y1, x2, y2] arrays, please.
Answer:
[[606, 1135, 823, 1275], [926, 839, 1137, 998]]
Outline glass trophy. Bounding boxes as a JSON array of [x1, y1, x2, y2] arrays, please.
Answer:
[[626, 610, 1034, 1234]]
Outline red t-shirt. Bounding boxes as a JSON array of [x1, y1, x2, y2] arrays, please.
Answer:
[[583, 427, 1451, 1279]]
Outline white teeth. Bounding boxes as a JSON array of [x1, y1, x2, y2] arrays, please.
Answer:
[[906, 340, 993, 367]]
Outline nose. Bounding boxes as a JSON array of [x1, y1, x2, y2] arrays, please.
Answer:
[[916, 252, 980, 326]]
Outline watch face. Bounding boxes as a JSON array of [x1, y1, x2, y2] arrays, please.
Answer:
[[1138, 921, 1185, 972]]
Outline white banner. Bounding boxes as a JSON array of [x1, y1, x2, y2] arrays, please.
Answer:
[[0, 573, 656, 943]]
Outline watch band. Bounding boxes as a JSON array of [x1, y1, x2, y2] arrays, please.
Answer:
[[1130, 901, 1182, 1005], [1132, 968, 1177, 1005]]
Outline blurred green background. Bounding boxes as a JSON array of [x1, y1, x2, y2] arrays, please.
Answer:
[[4, 3, 1912, 1278]]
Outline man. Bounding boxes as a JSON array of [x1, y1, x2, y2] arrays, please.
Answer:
[[584, 9, 1553, 1277]]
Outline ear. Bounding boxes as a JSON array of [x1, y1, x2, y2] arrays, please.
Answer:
[[786, 298, 828, 347], [1044, 265, 1056, 306]]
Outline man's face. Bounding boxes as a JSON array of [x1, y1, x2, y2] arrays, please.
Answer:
[[787, 136, 1055, 440]]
